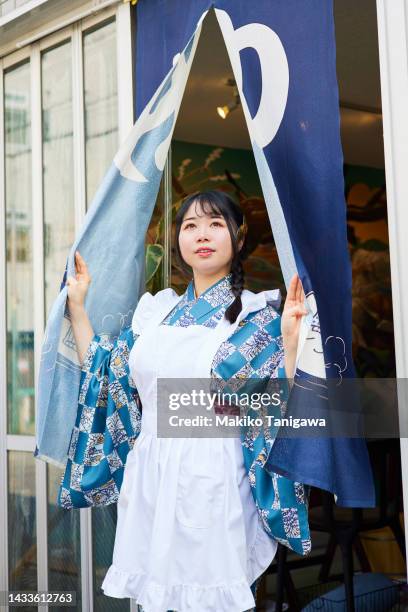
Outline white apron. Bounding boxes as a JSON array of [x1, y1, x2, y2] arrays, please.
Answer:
[[101, 297, 278, 612]]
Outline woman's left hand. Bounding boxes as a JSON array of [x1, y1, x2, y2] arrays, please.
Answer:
[[281, 273, 308, 378]]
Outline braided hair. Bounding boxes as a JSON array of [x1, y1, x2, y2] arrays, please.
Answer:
[[174, 190, 248, 324]]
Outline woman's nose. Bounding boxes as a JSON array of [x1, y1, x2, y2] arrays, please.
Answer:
[[197, 229, 209, 241]]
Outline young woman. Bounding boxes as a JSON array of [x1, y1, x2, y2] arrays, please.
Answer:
[[64, 190, 309, 612]]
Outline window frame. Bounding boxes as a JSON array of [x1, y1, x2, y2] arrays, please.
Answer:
[[0, 3, 134, 607]]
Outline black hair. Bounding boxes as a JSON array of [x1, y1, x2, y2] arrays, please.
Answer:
[[174, 190, 247, 324]]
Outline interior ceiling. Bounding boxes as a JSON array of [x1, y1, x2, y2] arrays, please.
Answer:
[[174, 1, 384, 169]]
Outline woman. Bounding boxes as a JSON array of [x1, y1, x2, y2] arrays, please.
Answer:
[[62, 190, 309, 612]]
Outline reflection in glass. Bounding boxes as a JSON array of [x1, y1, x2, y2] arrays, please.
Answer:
[[93, 505, 129, 611], [84, 20, 118, 207], [8, 451, 37, 602], [4, 62, 34, 436], [42, 42, 75, 319], [47, 464, 81, 603]]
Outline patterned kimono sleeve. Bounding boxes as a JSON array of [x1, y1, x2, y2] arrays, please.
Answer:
[[240, 304, 312, 556], [57, 325, 142, 509]]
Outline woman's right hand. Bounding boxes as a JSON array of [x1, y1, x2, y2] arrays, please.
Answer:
[[66, 251, 92, 310]]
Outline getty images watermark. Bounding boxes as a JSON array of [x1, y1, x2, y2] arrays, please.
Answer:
[[155, 377, 407, 439], [166, 387, 326, 430], [155, 377, 329, 438]]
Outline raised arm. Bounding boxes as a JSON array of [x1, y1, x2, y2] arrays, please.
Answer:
[[66, 251, 94, 365]]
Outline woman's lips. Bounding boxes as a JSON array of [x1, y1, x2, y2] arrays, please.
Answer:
[[195, 249, 214, 258]]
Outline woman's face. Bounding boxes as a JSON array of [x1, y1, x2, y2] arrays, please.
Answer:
[[178, 200, 235, 276]]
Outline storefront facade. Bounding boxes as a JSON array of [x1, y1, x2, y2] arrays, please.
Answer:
[[0, 1, 134, 610], [0, 0, 407, 610]]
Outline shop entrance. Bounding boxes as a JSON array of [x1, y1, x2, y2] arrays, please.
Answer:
[[145, 3, 406, 606]]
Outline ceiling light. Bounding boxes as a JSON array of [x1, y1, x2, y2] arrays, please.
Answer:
[[216, 78, 240, 120], [217, 105, 229, 119]]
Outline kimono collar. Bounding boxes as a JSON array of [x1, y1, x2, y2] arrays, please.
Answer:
[[187, 272, 235, 305], [171, 273, 235, 324], [144, 275, 282, 331], [182, 272, 281, 324]]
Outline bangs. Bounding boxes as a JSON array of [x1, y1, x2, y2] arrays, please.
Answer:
[[190, 195, 223, 219]]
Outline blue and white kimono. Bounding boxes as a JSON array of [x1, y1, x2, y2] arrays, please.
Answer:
[[58, 273, 311, 558]]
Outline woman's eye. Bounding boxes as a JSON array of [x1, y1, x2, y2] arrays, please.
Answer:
[[183, 220, 223, 229]]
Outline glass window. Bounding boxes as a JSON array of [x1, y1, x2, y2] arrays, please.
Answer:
[[93, 505, 129, 612], [8, 451, 37, 600], [83, 20, 118, 207], [3, 10, 127, 607], [47, 464, 81, 602], [42, 42, 75, 319], [4, 61, 34, 436]]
